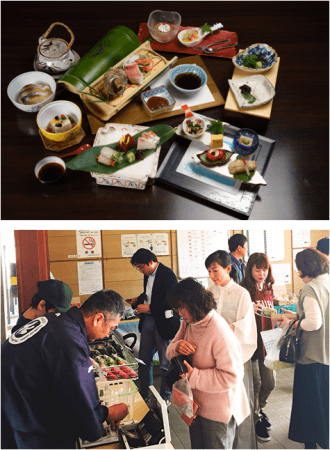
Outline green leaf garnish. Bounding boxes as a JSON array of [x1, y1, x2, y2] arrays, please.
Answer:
[[242, 55, 259, 69], [234, 171, 255, 182], [207, 119, 225, 135], [241, 92, 256, 104], [201, 23, 213, 35], [66, 125, 176, 175]]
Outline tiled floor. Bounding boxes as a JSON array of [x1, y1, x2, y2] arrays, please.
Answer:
[[149, 366, 306, 449]]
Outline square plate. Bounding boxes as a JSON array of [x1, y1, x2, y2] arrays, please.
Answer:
[[156, 117, 275, 217], [228, 75, 275, 108]]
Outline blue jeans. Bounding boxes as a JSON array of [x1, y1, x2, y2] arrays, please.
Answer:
[[138, 314, 171, 400]]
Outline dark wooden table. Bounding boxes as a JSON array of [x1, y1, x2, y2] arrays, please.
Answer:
[[2, 1, 329, 220]]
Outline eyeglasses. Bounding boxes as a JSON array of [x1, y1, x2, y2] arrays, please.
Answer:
[[134, 264, 146, 271]]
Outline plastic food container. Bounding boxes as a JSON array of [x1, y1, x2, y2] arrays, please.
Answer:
[[97, 379, 138, 422], [141, 86, 176, 116], [147, 10, 181, 43]]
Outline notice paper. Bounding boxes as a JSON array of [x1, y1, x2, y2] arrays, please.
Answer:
[[77, 261, 103, 295]]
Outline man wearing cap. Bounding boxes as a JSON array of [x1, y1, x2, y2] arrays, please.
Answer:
[[11, 279, 73, 333], [2, 289, 129, 449]]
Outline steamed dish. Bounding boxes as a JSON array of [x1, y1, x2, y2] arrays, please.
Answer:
[[19, 84, 52, 105], [46, 114, 76, 134]]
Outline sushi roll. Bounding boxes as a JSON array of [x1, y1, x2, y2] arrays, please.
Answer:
[[137, 131, 160, 150], [123, 60, 144, 85], [97, 147, 118, 166]]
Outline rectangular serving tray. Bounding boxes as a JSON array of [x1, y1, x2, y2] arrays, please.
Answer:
[[80, 41, 177, 121], [155, 118, 275, 217]]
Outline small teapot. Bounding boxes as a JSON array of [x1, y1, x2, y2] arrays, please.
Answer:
[[35, 22, 76, 74]]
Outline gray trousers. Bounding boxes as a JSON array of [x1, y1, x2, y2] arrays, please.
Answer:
[[189, 415, 237, 449], [252, 358, 276, 423]]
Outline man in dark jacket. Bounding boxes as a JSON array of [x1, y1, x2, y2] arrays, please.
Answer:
[[229, 233, 248, 283], [127, 249, 179, 403], [12, 279, 73, 333], [1, 290, 129, 449]]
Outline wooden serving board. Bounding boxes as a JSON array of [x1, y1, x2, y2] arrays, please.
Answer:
[[225, 57, 280, 119], [80, 41, 177, 121], [108, 55, 225, 126]]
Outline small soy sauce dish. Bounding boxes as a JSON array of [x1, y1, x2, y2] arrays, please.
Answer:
[[35, 156, 66, 184]]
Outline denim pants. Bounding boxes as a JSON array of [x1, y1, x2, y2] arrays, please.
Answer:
[[138, 314, 171, 400], [189, 415, 237, 449], [252, 358, 276, 423]]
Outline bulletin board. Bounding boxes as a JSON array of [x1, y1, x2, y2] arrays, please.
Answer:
[[47, 230, 177, 304]]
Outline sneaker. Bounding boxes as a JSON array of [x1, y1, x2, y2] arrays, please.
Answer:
[[260, 410, 272, 430], [256, 419, 271, 442]]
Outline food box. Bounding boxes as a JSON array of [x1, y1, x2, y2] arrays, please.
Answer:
[[89, 332, 139, 381], [91, 123, 160, 189], [80, 379, 138, 448], [80, 41, 177, 121]]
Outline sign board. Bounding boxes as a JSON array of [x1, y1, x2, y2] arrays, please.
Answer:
[[76, 231, 102, 258]]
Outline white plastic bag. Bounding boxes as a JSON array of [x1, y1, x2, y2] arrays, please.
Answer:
[[171, 376, 194, 418], [261, 328, 294, 370]]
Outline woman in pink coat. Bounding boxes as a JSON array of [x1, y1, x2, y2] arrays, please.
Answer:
[[166, 278, 249, 449]]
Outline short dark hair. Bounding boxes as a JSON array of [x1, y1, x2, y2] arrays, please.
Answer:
[[296, 248, 329, 278], [228, 234, 247, 252], [30, 295, 56, 312], [80, 290, 125, 320], [205, 250, 239, 283], [166, 278, 217, 322], [131, 248, 158, 266], [316, 237, 329, 256]]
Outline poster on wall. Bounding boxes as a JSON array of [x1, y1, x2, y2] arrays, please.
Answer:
[[292, 230, 310, 248], [244, 230, 285, 261], [150, 233, 169, 255], [77, 261, 103, 295], [76, 231, 102, 258], [137, 234, 154, 252], [177, 230, 229, 278], [121, 234, 138, 258]]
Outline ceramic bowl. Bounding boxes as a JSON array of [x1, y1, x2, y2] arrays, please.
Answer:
[[141, 86, 176, 116], [37, 101, 82, 142], [232, 43, 277, 73], [177, 28, 201, 47], [147, 10, 181, 43], [34, 156, 66, 184], [228, 75, 276, 108], [182, 115, 207, 140], [232, 128, 259, 156], [7, 71, 56, 113], [169, 64, 207, 94]]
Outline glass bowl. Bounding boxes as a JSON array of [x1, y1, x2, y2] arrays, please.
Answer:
[[232, 128, 259, 156], [147, 10, 181, 43], [141, 86, 176, 116]]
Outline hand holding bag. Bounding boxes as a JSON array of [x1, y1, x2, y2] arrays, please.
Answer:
[[279, 318, 303, 364]]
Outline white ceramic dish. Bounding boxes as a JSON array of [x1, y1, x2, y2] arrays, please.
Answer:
[[192, 145, 267, 186], [182, 114, 207, 140], [7, 71, 56, 113], [34, 156, 66, 184], [228, 75, 276, 108], [91, 123, 161, 190], [177, 23, 223, 47]]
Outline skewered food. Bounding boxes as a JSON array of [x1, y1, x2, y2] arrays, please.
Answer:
[[228, 159, 257, 175]]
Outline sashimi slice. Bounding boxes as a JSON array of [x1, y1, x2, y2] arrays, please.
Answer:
[[123, 62, 144, 85]]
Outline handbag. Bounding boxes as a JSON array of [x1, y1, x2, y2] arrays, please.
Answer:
[[279, 318, 303, 364], [165, 354, 193, 390]]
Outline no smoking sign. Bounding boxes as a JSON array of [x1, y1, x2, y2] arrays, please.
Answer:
[[76, 231, 102, 258]]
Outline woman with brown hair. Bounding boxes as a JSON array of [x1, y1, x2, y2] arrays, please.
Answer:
[[274, 248, 329, 449], [240, 252, 275, 443]]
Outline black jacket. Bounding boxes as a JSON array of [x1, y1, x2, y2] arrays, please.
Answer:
[[1, 307, 107, 449], [136, 263, 180, 340]]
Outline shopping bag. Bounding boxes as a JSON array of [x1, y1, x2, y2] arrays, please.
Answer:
[[171, 376, 194, 418], [261, 328, 295, 370]]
